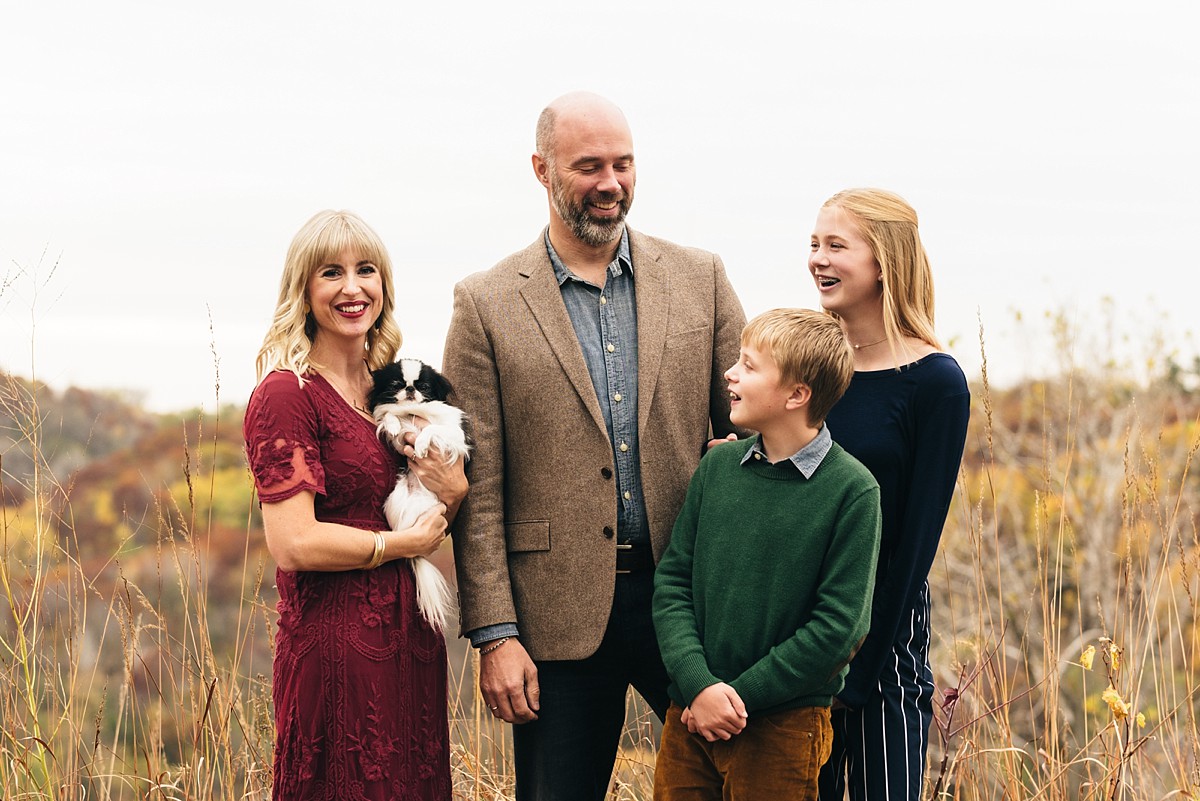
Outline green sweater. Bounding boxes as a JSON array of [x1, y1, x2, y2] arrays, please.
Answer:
[[653, 437, 881, 714]]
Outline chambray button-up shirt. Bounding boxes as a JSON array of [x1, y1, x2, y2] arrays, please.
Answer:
[[742, 424, 833, 477], [547, 228, 649, 547]]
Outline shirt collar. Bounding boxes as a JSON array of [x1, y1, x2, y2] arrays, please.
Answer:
[[545, 227, 633, 286], [740, 424, 833, 478]]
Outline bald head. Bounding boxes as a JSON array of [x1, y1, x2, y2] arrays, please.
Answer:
[[536, 91, 631, 166]]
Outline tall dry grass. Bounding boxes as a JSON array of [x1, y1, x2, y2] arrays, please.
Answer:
[[2, 300, 1199, 799], [925, 317, 1200, 799]]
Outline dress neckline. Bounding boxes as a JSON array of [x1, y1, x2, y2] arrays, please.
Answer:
[[310, 371, 378, 426], [851, 352, 952, 378]]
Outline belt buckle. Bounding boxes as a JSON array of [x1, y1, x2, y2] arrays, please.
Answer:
[[616, 542, 633, 574]]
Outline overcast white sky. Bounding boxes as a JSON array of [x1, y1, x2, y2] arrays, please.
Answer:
[[2, 1, 1197, 412]]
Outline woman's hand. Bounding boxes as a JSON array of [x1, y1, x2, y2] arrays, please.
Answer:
[[402, 433, 469, 518], [392, 503, 449, 558]]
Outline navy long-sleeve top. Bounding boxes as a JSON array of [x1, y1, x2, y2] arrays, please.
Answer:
[[825, 352, 970, 708]]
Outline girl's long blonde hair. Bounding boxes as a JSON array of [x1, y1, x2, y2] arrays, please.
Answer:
[[254, 210, 403, 382], [822, 188, 941, 362]]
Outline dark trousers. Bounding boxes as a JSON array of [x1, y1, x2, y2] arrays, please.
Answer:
[[817, 584, 935, 801], [513, 569, 670, 801]]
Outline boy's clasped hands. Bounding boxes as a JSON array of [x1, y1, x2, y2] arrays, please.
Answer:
[[681, 682, 748, 741]]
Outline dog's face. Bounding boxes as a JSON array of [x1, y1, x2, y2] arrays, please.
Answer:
[[368, 358, 454, 409]]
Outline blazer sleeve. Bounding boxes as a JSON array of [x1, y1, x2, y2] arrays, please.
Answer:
[[443, 280, 518, 635], [709, 254, 748, 440]]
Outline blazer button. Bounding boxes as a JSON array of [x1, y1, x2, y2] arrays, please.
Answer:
[[600, 467, 613, 479], [603, 526, 615, 539]]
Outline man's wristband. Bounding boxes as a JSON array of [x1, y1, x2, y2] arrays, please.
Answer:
[[479, 637, 511, 656]]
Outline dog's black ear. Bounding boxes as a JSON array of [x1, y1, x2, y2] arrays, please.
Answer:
[[366, 362, 399, 410], [425, 364, 454, 400]]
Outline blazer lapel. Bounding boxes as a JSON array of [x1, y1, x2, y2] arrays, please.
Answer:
[[517, 233, 609, 434], [631, 230, 669, 436]]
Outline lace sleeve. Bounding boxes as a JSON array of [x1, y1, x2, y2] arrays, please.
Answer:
[[243, 371, 326, 504]]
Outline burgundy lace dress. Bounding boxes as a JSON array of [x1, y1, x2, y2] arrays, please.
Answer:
[[244, 371, 450, 800]]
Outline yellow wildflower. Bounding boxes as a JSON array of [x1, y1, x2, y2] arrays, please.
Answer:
[[1080, 645, 1095, 670], [1102, 686, 1130, 721], [1136, 712, 1146, 728]]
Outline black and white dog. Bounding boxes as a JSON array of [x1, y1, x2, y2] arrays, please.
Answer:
[[368, 358, 470, 632]]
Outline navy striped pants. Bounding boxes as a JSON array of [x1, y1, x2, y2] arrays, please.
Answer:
[[817, 583, 935, 801]]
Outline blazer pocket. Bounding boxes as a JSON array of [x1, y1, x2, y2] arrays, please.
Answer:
[[505, 520, 551, 553]]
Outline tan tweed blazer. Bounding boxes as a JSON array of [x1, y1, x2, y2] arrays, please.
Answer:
[[442, 228, 745, 661]]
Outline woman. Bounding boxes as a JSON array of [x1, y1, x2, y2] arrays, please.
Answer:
[[809, 189, 969, 801], [243, 210, 467, 800]]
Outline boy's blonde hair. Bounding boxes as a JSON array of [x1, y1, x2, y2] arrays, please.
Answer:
[[741, 308, 854, 427], [254, 210, 403, 382]]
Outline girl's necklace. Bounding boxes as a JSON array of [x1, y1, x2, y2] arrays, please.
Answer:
[[851, 337, 887, 350]]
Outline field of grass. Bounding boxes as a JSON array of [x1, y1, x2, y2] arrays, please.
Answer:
[[2, 323, 1198, 799]]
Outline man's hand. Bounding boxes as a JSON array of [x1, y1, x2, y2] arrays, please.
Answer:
[[480, 638, 540, 724], [687, 682, 748, 741], [705, 433, 739, 451]]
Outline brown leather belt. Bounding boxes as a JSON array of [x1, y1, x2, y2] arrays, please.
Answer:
[[616, 543, 654, 574]]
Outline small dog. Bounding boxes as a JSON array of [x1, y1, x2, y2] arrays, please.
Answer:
[[369, 358, 470, 632]]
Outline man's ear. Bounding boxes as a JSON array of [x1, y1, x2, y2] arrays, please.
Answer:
[[532, 153, 551, 188], [785, 383, 812, 411]]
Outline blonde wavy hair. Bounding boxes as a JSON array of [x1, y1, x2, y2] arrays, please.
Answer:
[[254, 210, 403, 382], [821, 188, 941, 362]]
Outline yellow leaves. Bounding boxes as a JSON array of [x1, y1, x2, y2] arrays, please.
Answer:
[[1102, 686, 1130, 721], [1083, 640, 1142, 727], [1080, 645, 1095, 670]]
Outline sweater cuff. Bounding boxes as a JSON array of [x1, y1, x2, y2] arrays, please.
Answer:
[[729, 673, 767, 711], [671, 655, 722, 705]]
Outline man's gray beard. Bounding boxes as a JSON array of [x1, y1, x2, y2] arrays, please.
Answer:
[[551, 175, 633, 248]]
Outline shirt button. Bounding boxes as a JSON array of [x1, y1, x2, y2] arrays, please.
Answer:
[[754, 453, 762, 460], [607, 343, 615, 353], [601, 467, 613, 479], [619, 442, 628, 452], [600, 296, 607, 305], [623, 491, 631, 500], [613, 393, 622, 402], [603, 526, 615, 539]]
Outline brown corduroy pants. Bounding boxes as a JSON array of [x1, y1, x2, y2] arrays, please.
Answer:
[[653, 702, 833, 801]]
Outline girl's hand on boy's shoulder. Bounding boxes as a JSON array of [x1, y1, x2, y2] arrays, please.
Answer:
[[705, 433, 739, 451], [687, 682, 748, 741]]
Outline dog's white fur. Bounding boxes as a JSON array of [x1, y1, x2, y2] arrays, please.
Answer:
[[374, 397, 468, 633]]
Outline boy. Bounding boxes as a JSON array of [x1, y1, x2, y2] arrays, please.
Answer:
[[652, 308, 882, 799]]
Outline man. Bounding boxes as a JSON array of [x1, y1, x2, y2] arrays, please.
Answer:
[[442, 91, 745, 800]]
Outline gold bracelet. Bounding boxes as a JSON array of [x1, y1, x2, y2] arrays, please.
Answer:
[[365, 531, 386, 570]]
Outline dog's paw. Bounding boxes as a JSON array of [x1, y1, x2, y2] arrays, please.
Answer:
[[378, 414, 404, 439]]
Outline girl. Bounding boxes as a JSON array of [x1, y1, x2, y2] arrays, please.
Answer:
[[810, 189, 969, 801]]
